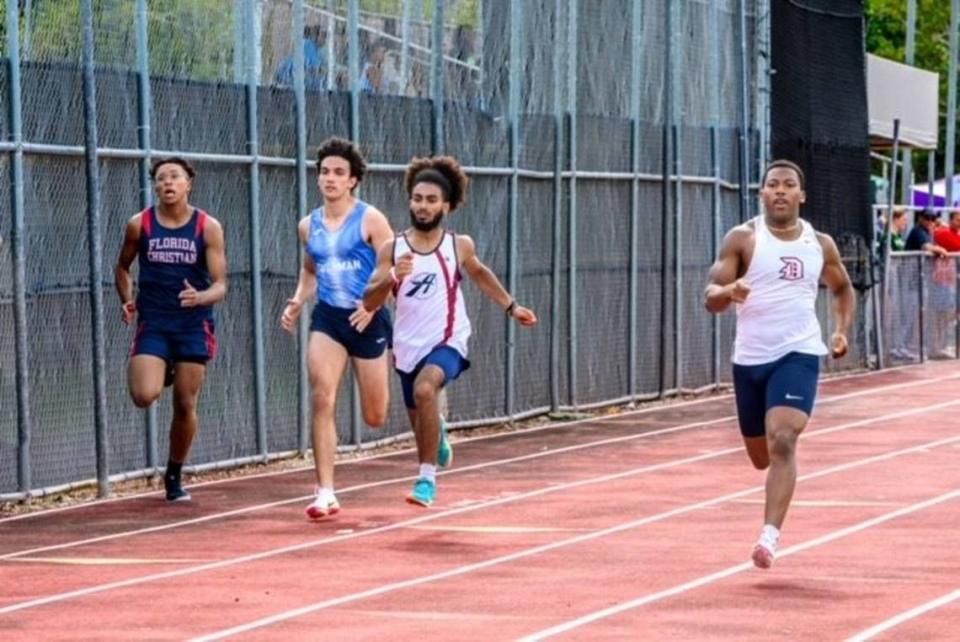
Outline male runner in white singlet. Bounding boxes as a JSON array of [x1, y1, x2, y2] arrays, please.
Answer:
[[705, 159, 856, 569], [363, 155, 537, 507]]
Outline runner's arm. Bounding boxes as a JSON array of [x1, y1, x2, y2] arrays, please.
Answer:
[[115, 214, 141, 306], [704, 227, 749, 314], [199, 217, 228, 305]]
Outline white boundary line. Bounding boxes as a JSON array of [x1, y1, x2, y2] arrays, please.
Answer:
[[0, 415, 740, 561], [188, 432, 960, 641], [520, 492, 960, 641], [3, 400, 957, 620], [1, 363, 944, 523], [845, 589, 960, 641], [2, 373, 955, 561]]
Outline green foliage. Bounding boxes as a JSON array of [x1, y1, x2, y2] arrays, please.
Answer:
[[26, 0, 235, 81], [866, 0, 955, 176]]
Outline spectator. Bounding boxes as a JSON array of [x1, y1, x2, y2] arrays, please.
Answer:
[[934, 210, 960, 252], [878, 208, 908, 253], [905, 208, 948, 256], [274, 25, 328, 91], [360, 39, 403, 95], [892, 209, 947, 360]]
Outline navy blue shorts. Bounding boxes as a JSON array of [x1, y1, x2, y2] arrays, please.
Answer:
[[732, 351, 820, 438], [310, 299, 392, 359], [130, 319, 217, 364], [396, 346, 470, 409]]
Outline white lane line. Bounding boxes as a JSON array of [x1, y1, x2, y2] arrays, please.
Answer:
[[4, 557, 207, 566], [403, 525, 595, 534], [520, 491, 960, 641], [0, 387, 735, 523], [845, 589, 960, 641], [187, 432, 960, 642], [4, 370, 951, 561], [3, 364, 947, 524], [0, 414, 739, 561], [2, 399, 958, 618], [730, 499, 902, 508]]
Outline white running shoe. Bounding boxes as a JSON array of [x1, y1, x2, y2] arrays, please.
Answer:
[[752, 526, 780, 569], [305, 489, 340, 520]]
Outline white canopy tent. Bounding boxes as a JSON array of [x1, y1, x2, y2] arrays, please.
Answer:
[[867, 53, 939, 150]]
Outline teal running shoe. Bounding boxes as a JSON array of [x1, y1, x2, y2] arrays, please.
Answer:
[[406, 477, 436, 507], [437, 416, 453, 468]]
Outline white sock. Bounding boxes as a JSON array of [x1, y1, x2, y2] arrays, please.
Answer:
[[317, 486, 335, 498], [760, 524, 781, 546], [419, 463, 437, 483]]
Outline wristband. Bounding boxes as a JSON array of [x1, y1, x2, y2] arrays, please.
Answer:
[[389, 267, 399, 284], [505, 300, 517, 316]]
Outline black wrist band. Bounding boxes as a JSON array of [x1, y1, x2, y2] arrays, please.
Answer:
[[505, 300, 517, 316]]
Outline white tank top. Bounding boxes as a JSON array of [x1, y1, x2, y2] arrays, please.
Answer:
[[733, 216, 828, 365], [392, 232, 472, 373]]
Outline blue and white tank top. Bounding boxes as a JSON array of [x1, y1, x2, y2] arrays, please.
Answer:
[[305, 200, 376, 309]]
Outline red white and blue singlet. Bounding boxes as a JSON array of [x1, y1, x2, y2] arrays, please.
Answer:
[[136, 207, 213, 329], [130, 207, 216, 362]]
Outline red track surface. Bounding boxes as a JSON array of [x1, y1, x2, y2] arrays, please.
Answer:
[[2, 362, 959, 640]]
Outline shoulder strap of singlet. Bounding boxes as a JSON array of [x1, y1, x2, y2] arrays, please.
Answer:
[[447, 231, 462, 280], [140, 207, 154, 237], [195, 209, 208, 239]]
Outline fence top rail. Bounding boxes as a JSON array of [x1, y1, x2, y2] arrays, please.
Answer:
[[872, 203, 958, 214], [0, 141, 752, 188], [890, 250, 960, 257]]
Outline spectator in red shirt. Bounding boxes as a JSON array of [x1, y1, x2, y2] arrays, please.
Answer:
[[930, 211, 960, 357], [934, 210, 960, 252]]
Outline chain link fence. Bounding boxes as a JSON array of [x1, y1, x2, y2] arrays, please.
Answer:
[[0, 0, 818, 499]]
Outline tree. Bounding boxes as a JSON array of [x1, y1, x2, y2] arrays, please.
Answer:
[[25, 0, 235, 82]]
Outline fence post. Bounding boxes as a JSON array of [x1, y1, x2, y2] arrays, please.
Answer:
[[244, 0, 268, 457], [710, 1, 723, 388], [6, 0, 33, 495], [711, 126, 721, 387], [918, 254, 926, 361], [627, 0, 642, 400], [293, 0, 311, 453], [550, 0, 564, 412], [134, 0, 159, 473], [672, 123, 683, 392], [347, 0, 363, 448], [945, 0, 958, 205], [81, 0, 111, 497], [659, 0, 673, 398], [566, 0, 578, 407], [878, 119, 902, 370], [737, 0, 751, 223], [430, 0, 445, 154], [505, 0, 523, 418]]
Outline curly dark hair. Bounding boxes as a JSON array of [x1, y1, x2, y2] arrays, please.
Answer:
[[316, 137, 367, 183], [404, 155, 469, 212], [149, 157, 196, 180]]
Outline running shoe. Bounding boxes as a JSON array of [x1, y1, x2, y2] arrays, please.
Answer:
[[164, 478, 191, 502], [751, 528, 779, 569], [305, 489, 341, 519], [406, 477, 436, 507]]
